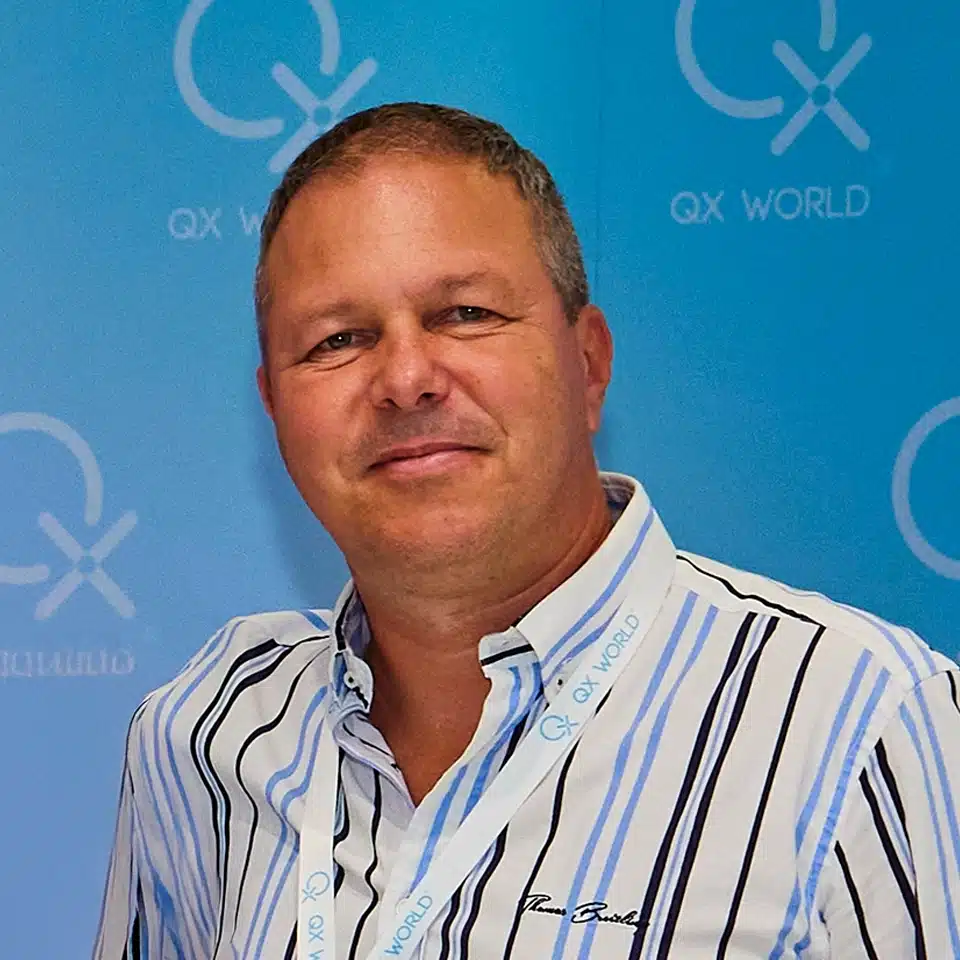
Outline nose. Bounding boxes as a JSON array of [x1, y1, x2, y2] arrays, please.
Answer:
[[370, 320, 451, 411]]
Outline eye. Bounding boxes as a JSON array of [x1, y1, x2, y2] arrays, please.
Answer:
[[446, 306, 499, 324], [311, 330, 372, 355], [302, 329, 376, 365], [320, 331, 357, 351]]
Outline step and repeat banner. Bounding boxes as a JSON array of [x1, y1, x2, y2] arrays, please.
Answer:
[[1, 1, 956, 956]]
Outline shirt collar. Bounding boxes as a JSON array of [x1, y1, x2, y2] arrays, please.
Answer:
[[328, 472, 676, 708], [329, 580, 374, 711]]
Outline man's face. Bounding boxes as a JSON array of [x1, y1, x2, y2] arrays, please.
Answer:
[[257, 155, 612, 571]]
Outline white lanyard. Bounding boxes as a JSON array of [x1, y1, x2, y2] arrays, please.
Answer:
[[297, 513, 673, 960]]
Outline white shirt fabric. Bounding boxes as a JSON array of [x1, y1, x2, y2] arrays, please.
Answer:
[[94, 473, 960, 959]]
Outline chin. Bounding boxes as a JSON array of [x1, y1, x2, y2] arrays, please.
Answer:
[[375, 502, 496, 553]]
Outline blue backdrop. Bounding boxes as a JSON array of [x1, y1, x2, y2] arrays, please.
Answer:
[[1, 2, 956, 956]]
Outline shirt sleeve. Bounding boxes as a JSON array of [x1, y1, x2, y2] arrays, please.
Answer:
[[92, 724, 178, 960], [818, 668, 960, 958]]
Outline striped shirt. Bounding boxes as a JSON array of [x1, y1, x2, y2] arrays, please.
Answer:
[[94, 473, 960, 959]]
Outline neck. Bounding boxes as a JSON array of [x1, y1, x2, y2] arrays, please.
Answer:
[[352, 476, 613, 803]]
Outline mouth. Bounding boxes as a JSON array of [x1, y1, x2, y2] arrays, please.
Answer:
[[370, 442, 484, 477]]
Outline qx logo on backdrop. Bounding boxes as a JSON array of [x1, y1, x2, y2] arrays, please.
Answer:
[[0, 414, 138, 620], [174, 0, 378, 174], [892, 398, 960, 581], [676, 0, 871, 154]]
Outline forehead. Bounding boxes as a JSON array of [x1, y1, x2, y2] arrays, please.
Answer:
[[264, 155, 546, 303]]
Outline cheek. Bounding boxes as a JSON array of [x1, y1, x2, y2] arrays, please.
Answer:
[[271, 387, 344, 475], [522, 352, 593, 459], [469, 344, 576, 442]]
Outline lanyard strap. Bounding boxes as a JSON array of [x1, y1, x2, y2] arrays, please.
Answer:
[[298, 514, 673, 960]]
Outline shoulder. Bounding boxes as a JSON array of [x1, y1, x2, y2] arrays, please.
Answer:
[[670, 552, 959, 864], [674, 550, 956, 699], [124, 609, 335, 777], [143, 607, 335, 707]]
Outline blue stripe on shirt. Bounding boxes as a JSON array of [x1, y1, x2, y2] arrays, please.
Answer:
[[541, 507, 654, 669], [915, 682, 960, 877], [771, 649, 873, 959], [550, 589, 697, 960], [245, 686, 329, 959], [145, 620, 241, 949], [898, 699, 960, 957], [793, 668, 890, 955], [645, 611, 770, 953], [411, 765, 471, 889], [577, 600, 717, 960]]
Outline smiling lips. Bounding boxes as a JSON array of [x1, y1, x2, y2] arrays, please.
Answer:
[[371, 440, 482, 477]]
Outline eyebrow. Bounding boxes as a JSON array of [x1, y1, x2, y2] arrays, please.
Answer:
[[431, 270, 519, 298]]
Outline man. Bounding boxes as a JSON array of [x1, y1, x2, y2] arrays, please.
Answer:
[[95, 103, 959, 959]]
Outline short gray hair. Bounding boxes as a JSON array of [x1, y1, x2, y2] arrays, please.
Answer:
[[255, 102, 589, 361]]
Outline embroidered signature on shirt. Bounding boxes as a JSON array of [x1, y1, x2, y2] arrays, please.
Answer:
[[522, 893, 647, 930]]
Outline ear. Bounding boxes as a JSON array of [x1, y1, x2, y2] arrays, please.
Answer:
[[256, 365, 275, 421], [574, 304, 613, 433]]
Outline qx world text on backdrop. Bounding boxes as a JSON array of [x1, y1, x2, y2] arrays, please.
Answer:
[[167, 0, 379, 244], [167, 204, 263, 243], [669, 184, 869, 225], [165, 188, 873, 238], [167, 205, 264, 242], [1, 650, 135, 681], [671, 0, 876, 226], [0, 413, 146, 682]]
